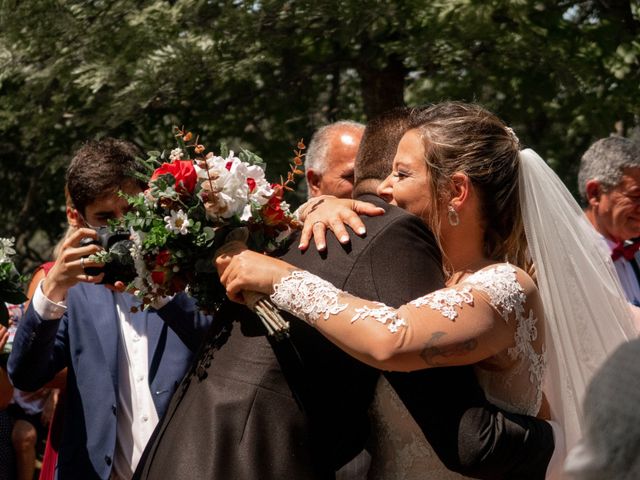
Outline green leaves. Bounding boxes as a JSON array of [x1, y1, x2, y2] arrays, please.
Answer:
[[238, 147, 265, 169], [0, 255, 27, 315]]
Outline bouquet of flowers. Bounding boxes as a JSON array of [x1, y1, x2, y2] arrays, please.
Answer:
[[97, 127, 304, 338], [0, 237, 27, 328]]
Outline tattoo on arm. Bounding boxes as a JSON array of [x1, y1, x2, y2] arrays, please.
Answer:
[[420, 331, 478, 367]]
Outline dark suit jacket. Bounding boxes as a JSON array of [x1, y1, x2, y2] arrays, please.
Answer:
[[136, 194, 554, 480], [8, 285, 211, 480]]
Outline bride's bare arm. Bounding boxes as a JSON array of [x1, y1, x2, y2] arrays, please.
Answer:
[[296, 196, 384, 251], [217, 249, 521, 372]]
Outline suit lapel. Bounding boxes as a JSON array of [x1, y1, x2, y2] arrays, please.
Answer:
[[146, 309, 164, 367], [91, 286, 120, 389]]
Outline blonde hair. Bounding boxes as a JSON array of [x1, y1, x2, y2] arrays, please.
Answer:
[[409, 102, 528, 271]]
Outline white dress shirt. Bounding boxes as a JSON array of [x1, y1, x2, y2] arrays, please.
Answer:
[[112, 294, 159, 480], [32, 282, 159, 479]]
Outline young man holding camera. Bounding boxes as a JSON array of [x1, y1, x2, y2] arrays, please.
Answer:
[[8, 138, 212, 480]]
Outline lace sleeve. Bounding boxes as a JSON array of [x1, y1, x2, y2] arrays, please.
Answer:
[[270, 270, 349, 324], [269, 267, 523, 372], [271, 270, 406, 332]]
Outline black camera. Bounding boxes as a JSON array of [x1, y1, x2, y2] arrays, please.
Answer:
[[79, 226, 136, 285]]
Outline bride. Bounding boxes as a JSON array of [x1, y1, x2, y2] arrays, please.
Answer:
[[215, 102, 636, 478]]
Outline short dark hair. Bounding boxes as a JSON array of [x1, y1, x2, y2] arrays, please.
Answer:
[[353, 107, 415, 196], [66, 137, 146, 214]]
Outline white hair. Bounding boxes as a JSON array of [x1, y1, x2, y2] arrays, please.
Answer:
[[578, 136, 640, 202], [305, 120, 364, 175]]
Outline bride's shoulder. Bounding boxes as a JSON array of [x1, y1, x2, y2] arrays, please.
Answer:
[[461, 263, 540, 319], [465, 263, 538, 297]]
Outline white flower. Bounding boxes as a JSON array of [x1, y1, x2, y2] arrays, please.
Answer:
[[240, 204, 253, 222], [164, 209, 191, 235], [0, 237, 16, 263], [193, 150, 275, 222], [246, 165, 273, 206], [129, 231, 153, 294], [169, 148, 183, 161], [195, 151, 249, 219]]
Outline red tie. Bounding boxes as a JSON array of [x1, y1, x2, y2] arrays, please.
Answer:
[[611, 240, 640, 261]]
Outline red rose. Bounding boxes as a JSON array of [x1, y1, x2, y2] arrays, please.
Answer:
[[262, 196, 285, 225], [151, 270, 166, 285], [155, 250, 171, 267], [150, 160, 197, 194], [247, 178, 256, 192]]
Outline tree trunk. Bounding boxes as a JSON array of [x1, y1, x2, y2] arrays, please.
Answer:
[[357, 53, 407, 120]]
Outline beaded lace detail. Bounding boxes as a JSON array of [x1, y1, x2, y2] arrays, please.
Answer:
[[466, 264, 545, 415], [270, 270, 347, 326], [270, 264, 546, 416], [412, 263, 546, 415], [464, 264, 527, 322], [410, 286, 473, 320], [271, 270, 407, 333], [352, 304, 407, 333]]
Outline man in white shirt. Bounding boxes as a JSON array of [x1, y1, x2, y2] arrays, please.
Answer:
[[8, 138, 211, 479], [578, 136, 640, 306]]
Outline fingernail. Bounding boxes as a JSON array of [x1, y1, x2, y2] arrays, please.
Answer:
[[358, 228, 366, 235], [340, 235, 349, 243], [318, 244, 326, 250]]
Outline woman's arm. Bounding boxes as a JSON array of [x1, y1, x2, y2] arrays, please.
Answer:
[[217, 248, 521, 372]]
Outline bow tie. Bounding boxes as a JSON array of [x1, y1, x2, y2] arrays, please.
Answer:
[[611, 240, 640, 261]]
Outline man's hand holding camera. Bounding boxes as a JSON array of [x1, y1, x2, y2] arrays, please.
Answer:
[[43, 228, 105, 303]]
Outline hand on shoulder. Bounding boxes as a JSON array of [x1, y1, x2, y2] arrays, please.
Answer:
[[297, 195, 385, 251]]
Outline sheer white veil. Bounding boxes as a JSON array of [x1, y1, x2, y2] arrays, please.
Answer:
[[518, 149, 636, 455]]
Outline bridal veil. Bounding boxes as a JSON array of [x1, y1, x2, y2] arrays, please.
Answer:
[[518, 149, 636, 456]]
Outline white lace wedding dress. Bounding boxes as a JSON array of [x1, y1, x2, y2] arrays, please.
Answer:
[[269, 263, 547, 480], [368, 376, 468, 480]]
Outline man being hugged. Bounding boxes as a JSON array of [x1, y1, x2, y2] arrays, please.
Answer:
[[8, 138, 211, 480]]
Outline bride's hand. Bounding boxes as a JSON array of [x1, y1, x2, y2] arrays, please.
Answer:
[[215, 241, 295, 304], [297, 196, 385, 251]]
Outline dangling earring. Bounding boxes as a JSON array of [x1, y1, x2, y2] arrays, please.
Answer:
[[447, 204, 459, 226]]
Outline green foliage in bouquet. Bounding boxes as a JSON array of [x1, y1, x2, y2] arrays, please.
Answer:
[[0, 238, 27, 327]]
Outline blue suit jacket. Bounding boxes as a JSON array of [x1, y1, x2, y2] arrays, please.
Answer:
[[8, 283, 212, 479]]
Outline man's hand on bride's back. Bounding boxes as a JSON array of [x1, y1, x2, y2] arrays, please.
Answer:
[[297, 195, 385, 251]]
